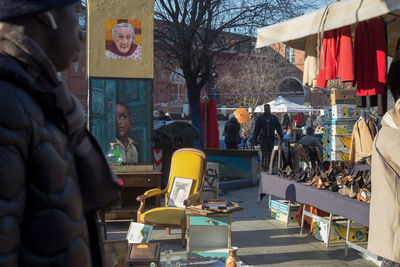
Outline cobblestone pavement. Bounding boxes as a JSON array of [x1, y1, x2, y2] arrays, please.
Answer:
[[106, 186, 375, 266]]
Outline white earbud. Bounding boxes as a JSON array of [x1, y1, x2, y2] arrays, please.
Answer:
[[45, 11, 58, 30]]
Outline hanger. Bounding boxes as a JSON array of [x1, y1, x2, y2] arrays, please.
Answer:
[[388, 12, 400, 20]]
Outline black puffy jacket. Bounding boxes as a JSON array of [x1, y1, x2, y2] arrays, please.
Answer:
[[0, 53, 118, 266], [224, 117, 241, 144]]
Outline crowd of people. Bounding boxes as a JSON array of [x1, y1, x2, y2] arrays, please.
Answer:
[[223, 104, 324, 172]]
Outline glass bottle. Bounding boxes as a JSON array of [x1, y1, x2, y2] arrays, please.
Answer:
[[105, 143, 123, 172], [226, 247, 240, 267]]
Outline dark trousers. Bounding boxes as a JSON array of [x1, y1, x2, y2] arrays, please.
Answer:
[[225, 143, 238, 149], [260, 138, 275, 171], [304, 146, 322, 169]]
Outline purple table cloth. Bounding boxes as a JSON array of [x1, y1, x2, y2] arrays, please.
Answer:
[[259, 173, 370, 226]]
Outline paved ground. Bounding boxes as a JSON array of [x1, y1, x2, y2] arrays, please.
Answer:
[[106, 186, 375, 266]]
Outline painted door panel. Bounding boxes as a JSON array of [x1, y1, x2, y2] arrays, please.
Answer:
[[90, 78, 152, 164], [90, 79, 116, 153]]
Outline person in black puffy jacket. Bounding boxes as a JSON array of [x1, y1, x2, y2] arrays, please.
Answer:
[[251, 104, 283, 171], [224, 114, 241, 149], [0, 1, 120, 266]]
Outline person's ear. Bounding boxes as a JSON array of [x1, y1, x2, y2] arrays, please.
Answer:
[[36, 11, 58, 30]]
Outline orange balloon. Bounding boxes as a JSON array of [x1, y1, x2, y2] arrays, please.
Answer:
[[233, 108, 250, 124]]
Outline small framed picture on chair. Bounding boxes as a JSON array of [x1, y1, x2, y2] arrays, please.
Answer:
[[167, 177, 193, 208]]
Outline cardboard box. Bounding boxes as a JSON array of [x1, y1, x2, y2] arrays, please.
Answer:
[[322, 151, 331, 161], [325, 105, 362, 120], [322, 134, 351, 162], [312, 218, 368, 244], [330, 134, 351, 151], [324, 89, 357, 105], [322, 134, 331, 151], [322, 134, 351, 151], [270, 207, 299, 224], [269, 199, 300, 224], [330, 149, 350, 161], [324, 119, 358, 135]]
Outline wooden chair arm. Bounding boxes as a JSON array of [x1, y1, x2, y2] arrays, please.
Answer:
[[136, 188, 164, 202], [137, 188, 167, 222], [184, 192, 201, 207]]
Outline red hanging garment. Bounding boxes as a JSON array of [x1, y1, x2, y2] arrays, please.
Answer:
[[206, 100, 220, 149], [316, 30, 337, 88], [337, 26, 355, 82], [316, 26, 354, 88], [200, 100, 220, 148], [354, 18, 387, 96]]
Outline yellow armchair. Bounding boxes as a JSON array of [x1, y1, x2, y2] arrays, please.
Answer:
[[136, 148, 206, 246]]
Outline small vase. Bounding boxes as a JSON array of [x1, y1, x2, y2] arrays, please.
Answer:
[[226, 247, 240, 267]]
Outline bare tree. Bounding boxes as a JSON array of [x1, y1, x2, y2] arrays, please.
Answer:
[[216, 44, 290, 134], [80, 0, 87, 31], [217, 44, 288, 112], [155, 0, 318, 145]]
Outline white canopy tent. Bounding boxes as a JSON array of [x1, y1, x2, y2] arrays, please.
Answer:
[[256, 0, 400, 56], [254, 96, 320, 113]]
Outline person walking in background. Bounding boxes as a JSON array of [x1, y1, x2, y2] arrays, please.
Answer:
[[224, 113, 241, 149], [251, 104, 283, 171], [298, 127, 323, 169], [246, 113, 257, 137], [0, 1, 120, 266], [281, 112, 292, 131], [156, 110, 171, 121]]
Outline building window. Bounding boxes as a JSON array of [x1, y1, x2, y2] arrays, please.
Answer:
[[161, 70, 165, 80], [285, 46, 295, 64]]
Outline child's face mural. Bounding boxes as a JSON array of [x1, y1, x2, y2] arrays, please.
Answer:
[[116, 103, 132, 139]]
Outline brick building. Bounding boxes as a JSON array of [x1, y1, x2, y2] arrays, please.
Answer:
[[62, 33, 323, 116]]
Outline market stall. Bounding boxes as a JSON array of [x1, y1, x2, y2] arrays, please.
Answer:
[[255, 0, 400, 264], [254, 96, 320, 113]]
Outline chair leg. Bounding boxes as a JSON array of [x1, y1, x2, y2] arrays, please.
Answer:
[[181, 216, 187, 248], [166, 227, 170, 235]]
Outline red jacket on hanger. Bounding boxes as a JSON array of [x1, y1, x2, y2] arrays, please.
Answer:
[[337, 26, 355, 82], [316, 26, 354, 88], [354, 18, 387, 96]]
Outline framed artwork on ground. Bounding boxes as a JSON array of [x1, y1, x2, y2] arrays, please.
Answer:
[[167, 177, 193, 208]]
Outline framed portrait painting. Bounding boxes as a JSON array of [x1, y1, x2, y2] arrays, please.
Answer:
[[105, 18, 142, 60], [89, 78, 153, 169]]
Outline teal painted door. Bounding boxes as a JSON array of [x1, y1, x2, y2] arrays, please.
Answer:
[[117, 79, 152, 163], [90, 79, 116, 154], [90, 78, 152, 164]]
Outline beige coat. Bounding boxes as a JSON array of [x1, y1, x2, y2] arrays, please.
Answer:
[[349, 118, 375, 167], [302, 34, 318, 87], [368, 100, 400, 263]]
